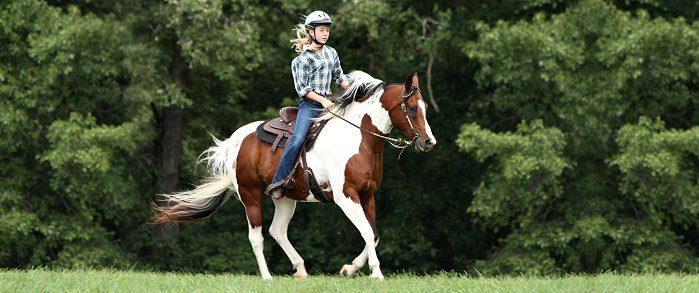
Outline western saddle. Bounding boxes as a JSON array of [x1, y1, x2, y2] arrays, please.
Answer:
[[255, 107, 331, 203]]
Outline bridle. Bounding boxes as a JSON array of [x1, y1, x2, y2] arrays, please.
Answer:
[[327, 84, 422, 159], [398, 85, 421, 144]]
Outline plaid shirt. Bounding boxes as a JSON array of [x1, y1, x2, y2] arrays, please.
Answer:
[[291, 45, 348, 98]]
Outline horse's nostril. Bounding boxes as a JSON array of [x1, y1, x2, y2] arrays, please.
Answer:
[[425, 139, 433, 146]]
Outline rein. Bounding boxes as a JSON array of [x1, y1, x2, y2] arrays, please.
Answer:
[[326, 85, 421, 159]]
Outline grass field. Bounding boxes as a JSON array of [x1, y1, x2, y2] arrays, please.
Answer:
[[1, 269, 697, 292]]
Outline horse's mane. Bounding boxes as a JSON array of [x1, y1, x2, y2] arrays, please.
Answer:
[[316, 71, 386, 121]]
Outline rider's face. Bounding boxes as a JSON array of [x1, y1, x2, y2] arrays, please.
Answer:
[[310, 25, 330, 43]]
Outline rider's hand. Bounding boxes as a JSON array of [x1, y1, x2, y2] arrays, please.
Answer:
[[322, 99, 335, 111]]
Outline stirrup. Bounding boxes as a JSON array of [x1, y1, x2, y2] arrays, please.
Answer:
[[264, 180, 286, 196], [270, 188, 284, 200], [265, 176, 294, 195]]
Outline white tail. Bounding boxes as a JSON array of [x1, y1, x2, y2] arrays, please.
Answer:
[[160, 175, 232, 204]]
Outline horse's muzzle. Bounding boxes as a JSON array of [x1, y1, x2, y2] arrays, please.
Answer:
[[415, 138, 435, 152]]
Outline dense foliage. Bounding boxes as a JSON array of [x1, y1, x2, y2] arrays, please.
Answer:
[[458, 0, 698, 273], [1, 0, 696, 274]]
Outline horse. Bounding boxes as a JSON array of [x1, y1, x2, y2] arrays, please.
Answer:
[[153, 71, 436, 280]]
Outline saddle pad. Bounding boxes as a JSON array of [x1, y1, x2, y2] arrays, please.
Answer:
[[256, 119, 288, 148]]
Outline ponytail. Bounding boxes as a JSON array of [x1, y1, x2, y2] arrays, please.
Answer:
[[290, 24, 312, 53]]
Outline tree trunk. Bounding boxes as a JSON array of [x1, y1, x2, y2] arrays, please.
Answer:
[[160, 105, 183, 193], [156, 40, 188, 237], [162, 39, 188, 190]]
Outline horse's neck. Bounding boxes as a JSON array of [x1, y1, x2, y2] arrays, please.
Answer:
[[319, 99, 391, 154], [343, 98, 393, 135]]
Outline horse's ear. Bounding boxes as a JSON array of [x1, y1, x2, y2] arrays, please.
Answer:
[[404, 72, 418, 91]]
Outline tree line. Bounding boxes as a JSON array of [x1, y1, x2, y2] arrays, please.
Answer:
[[1, 0, 697, 274]]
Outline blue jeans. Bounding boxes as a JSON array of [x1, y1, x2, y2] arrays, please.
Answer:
[[272, 98, 324, 185]]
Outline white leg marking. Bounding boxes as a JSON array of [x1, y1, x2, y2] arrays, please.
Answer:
[[333, 191, 384, 280], [269, 197, 308, 278], [246, 221, 272, 280], [340, 238, 379, 277]]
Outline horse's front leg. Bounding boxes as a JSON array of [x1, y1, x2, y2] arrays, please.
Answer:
[[269, 197, 308, 279], [340, 193, 379, 277], [333, 187, 384, 280], [340, 238, 379, 277]]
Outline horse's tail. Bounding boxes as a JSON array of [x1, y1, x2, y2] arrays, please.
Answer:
[[154, 122, 256, 223], [153, 175, 232, 223]]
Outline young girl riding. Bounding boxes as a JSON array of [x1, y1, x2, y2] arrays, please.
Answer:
[[265, 11, 349, 200]]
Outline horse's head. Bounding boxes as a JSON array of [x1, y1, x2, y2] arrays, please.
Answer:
[[381, 73, 437, 152]]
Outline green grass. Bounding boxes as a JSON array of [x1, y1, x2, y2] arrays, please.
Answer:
[[1, 269, 698, 292]]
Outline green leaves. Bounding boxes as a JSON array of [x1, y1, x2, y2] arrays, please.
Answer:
[[612, 117, 699, 227], [467, 0, 698, 148], [457, 120, 569, 230], [0, 0, 696, 274], [170, 0, 265, 79], [462, 0, 698, 273]]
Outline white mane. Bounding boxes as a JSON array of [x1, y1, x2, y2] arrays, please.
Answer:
[[315, 71, 385, 121]]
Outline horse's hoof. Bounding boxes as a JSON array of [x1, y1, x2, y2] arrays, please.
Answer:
[[370, 271, 384, 280], [293, 272, 308, 279], [261, 275, 273, 281], [339, 264, 356, 277], [370, 274, 384, 280]]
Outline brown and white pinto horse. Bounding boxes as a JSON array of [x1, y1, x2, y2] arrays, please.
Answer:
[[154, 71, 436, 280]]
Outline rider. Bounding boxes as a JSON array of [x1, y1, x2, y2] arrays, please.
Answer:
[[265, 10, 350, 200]]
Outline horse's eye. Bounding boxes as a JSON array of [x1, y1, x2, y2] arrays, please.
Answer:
[[408, 106, 417, 113]]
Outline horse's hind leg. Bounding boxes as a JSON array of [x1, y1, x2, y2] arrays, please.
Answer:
[[269, 197, 308, 279], [240, 186, 272, 280]]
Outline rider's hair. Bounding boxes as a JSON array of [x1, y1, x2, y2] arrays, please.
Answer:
[[290, 24, 312, 53]]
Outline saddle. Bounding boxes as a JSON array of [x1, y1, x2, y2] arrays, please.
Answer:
[[255, 107, 331, 203], [256, 107, 325, 152]]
